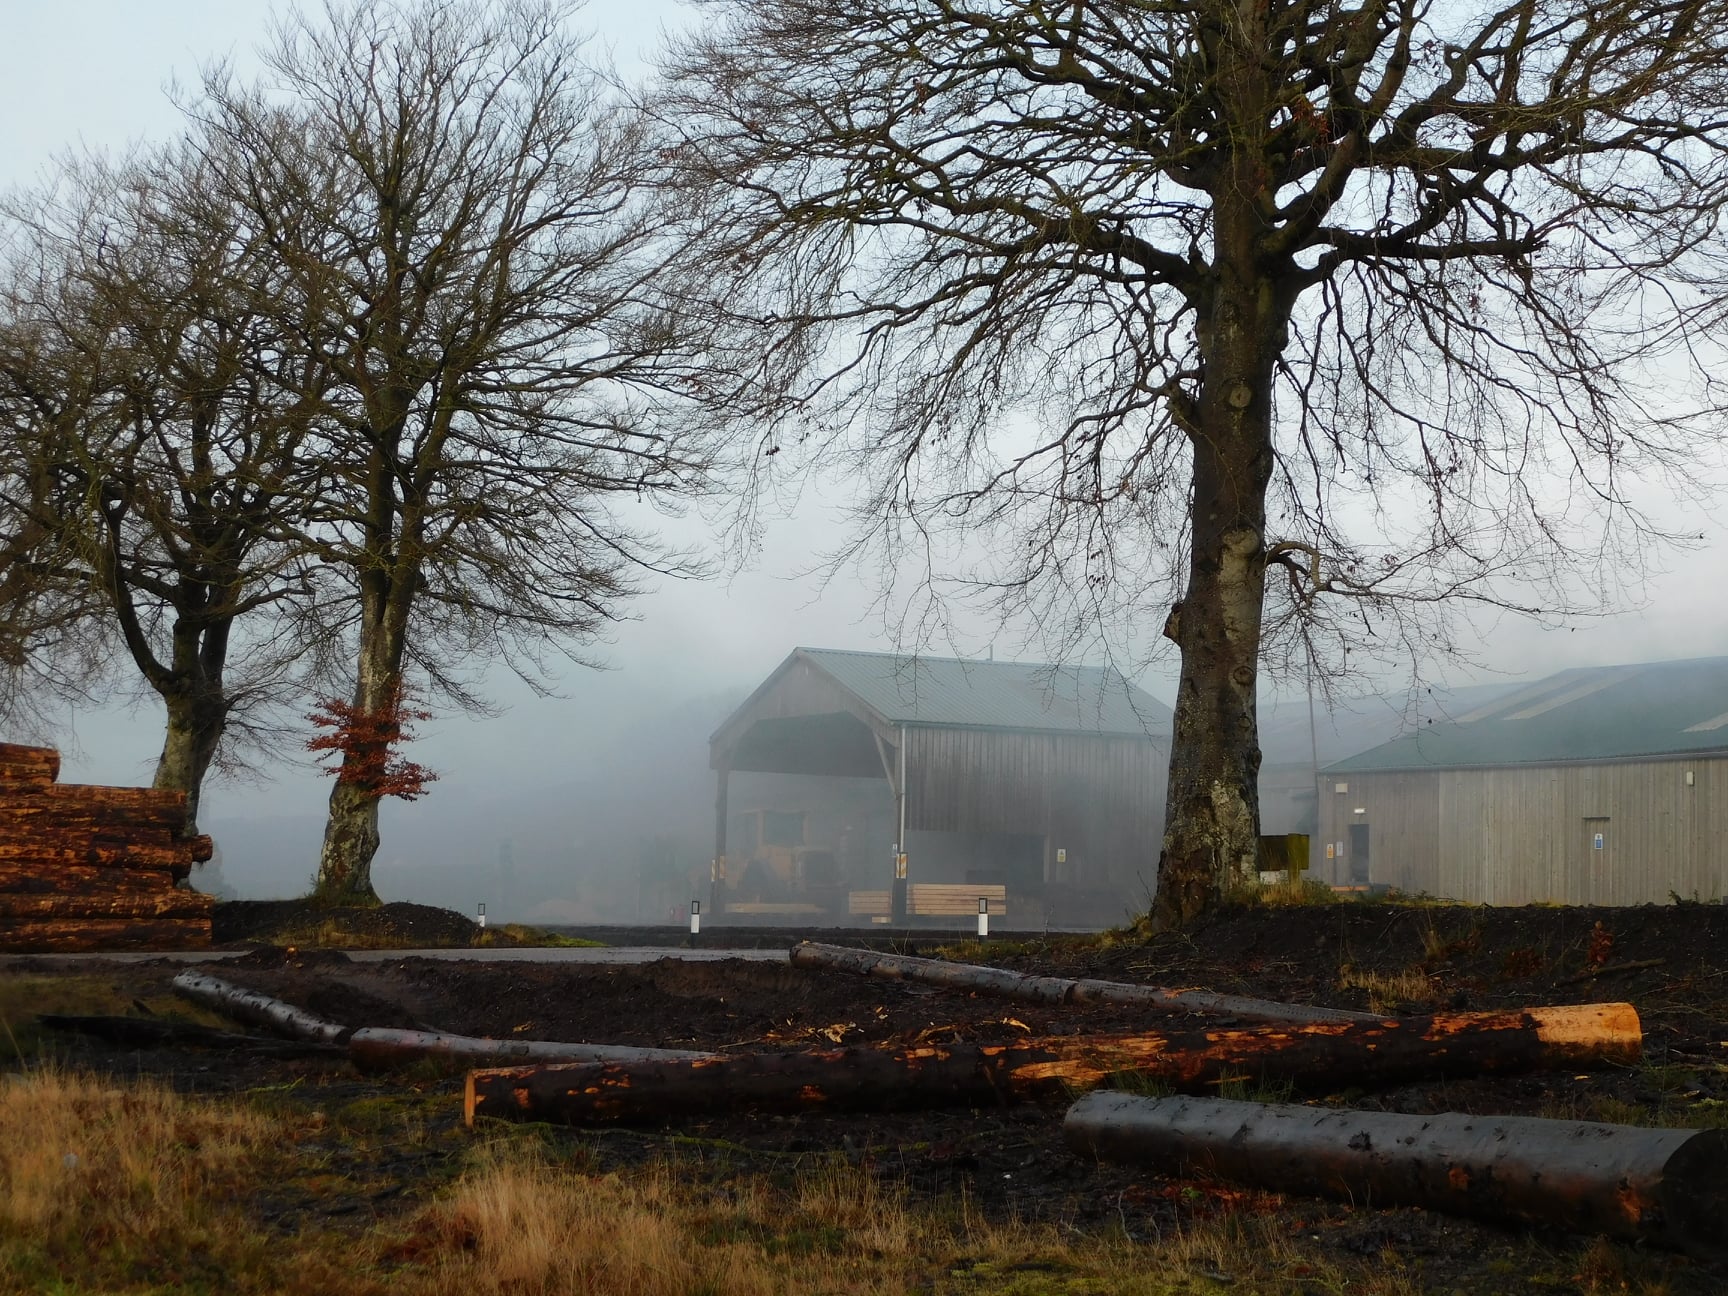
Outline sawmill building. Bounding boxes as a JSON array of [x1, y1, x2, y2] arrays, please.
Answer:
[[1317, 657, 1728, 904]]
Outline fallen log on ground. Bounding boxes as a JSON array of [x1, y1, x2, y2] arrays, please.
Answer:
[[37, 1013, 346, 1058], [789, 942, 1374, 1024], [465, 1002, 1640, 1126], [171, 971, 348, 1044], [348, 1027, 718, 1073], [1063, 1091, 1726, 1260]]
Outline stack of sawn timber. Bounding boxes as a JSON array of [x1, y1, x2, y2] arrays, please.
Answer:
[[0, 742, 214, 952]]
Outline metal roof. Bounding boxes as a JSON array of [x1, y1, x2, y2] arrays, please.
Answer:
[[797, 648, 1171, 738], [1325, 657, 1728, 773]]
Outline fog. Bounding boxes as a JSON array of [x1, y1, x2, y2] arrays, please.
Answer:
[[6, 2, 1728, 920]]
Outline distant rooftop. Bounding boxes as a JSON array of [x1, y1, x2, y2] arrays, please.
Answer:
[[795, 647, 1171, 737], [1325, 657, 1728, 773]]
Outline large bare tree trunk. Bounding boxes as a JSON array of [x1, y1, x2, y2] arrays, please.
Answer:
[[313, 561, 412, 905], [1153, 180, 1288, 928], [153, 687, 227, 839]]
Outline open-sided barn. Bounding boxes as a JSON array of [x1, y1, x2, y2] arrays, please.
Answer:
[[709, 648, 1171, 925], [1317, 657, 1728, 904]]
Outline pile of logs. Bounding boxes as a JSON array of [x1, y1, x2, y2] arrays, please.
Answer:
[[0, 742, 214, 952]]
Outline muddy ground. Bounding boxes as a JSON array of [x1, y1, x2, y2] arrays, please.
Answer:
[[8, 900, 1728, 1294]]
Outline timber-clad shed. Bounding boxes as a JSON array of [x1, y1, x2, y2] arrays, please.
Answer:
[[1318, 656, 1728, 904], [710, 648, 1171, 919]]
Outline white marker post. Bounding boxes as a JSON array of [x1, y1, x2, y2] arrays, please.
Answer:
[[477, 902, 487, 930], [977, 896, 989, 940], [689, 899, 701, 939]]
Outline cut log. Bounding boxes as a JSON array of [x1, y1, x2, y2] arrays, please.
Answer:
[[0, 743, 59, 786], [348, 1027, 718, 1073], [0, 917, 212, 952], [789, 942, 1375, 1024], [170, 972, 348, 1044], [0, 798, 185, 836], [0, 837, 202, 874], [465, 1002, 1640, 1126], [1063, 1092, 1727, 1260], [0, 862, 181, 894], [0, 890, 215, 920]]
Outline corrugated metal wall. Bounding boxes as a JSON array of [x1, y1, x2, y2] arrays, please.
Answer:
[[904, 727, 1166, 891], [1319, 758, 1728, 903]]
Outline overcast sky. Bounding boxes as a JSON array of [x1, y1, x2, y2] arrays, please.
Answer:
[[5, 1, 1727, 903]]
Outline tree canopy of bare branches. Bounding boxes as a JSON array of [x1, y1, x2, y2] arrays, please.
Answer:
[[0, 149, 337, 834], [185, 0, 716, 901], [655, 0, 1728, 924]]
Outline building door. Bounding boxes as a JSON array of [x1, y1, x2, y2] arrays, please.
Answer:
[[1347, 822, 1371, 885]]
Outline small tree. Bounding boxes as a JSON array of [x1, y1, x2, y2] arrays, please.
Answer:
[[190, 0, 715, 902], [655, 0, 1728, 925]]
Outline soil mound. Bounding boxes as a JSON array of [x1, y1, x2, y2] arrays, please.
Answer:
[[212, 899, 481, 948]]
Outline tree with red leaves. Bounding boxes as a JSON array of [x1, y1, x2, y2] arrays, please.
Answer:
[[306, 685, 437, 804]]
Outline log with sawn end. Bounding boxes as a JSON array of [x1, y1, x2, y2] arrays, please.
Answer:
[[789, 942, 1374, 1024], [465, 1002, 1640, 1127], [1063, 1091, 1726, 1260], [0, 835, 209, 874]]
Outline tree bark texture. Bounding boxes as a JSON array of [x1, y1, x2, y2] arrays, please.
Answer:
[[313, 565, 413, 905], [465, 1003, 1639, 1127], [153, 685, 229, 838], [1064, 1092, 1727, 1259], [1151, 21, 1297, 929], [789, 943, 1374, 1024], [170, 971, 350, 1044]]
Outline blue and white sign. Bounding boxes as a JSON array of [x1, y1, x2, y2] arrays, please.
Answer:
[[1593, 832, 1605, 851]]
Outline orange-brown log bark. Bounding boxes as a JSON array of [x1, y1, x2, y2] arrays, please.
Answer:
[[0, 890, 214, 920], [0, 837, 200, 873], [0, 789, 189, 833], [1064, 1092, 1726, 1259], [0, 862, 181, 893], [0, 917, 212, 952], [0, 743, 60, 787], [465, 1003, 1640, 1126]]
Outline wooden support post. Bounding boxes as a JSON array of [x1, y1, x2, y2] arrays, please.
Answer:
[[465, 1003, 1640, 1127], [710, 765, 729, 916], [1063, 1092, 1727, 1259]]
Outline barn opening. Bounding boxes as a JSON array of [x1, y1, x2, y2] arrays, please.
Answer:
[[708, 648, 1171, 928]]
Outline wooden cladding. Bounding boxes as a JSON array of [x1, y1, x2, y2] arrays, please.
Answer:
[[0, 743, 214, 953]]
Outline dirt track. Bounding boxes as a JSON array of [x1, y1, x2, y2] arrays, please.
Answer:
[[9, 901, 1728, 1292]]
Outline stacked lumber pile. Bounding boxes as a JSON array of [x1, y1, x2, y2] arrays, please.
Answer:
[[0, 742, 215, 952]]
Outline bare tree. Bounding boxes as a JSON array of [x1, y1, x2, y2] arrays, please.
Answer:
[[654, 0, 1728, 925], [188, 0, 715, 903], [0, 150, 337, 834]]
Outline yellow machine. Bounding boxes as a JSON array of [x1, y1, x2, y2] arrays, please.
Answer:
[[724, 809, 844, 917]]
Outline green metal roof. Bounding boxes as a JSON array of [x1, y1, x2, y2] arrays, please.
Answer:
[[1325, 657, 1728, 772], [797, 648, 1171, 738]]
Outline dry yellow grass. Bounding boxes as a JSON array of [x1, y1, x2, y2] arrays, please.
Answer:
[[1337, 964, 1437, 1014], [0, 1066, 1658, 1295]]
